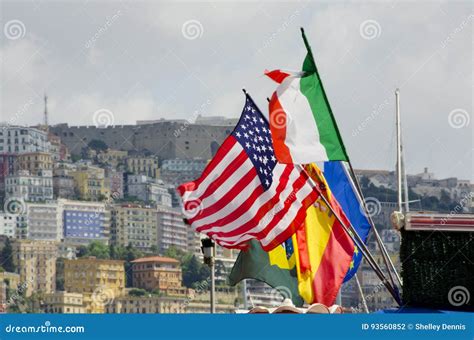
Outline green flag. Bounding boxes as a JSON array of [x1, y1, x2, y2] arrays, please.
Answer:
[[229, 239, 303, 307]]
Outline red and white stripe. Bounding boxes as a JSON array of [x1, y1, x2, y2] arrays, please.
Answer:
[[178, 136, 318, 251]]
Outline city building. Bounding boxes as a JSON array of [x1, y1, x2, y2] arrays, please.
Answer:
[[106, 295, 187, 314], [126, 155, 159, 179], [131, 256, 187, 297], [11, 240, 58, 296], [49, 120, 230, 163], [0, 213, 16, 238], [5, 169, 53, 202], [47, 132, 69, 161], [42, 291, 86, 313], [104, 168, 124, 199], [110, 204, 158, 251], [70, 165, 109, 201], [160, 158, 207, 186], [59, 199, 110, 245], [156, 206, 188, 253], [25, 202, 62, 241], [53, 173, 76, 199], [15, 152, 53, 175], [0, 125, 50, 154], [64, 257, 125, 313], [0, 154, 17, 205], [97, 149, 128, 167], [126, 175, 172, 206]]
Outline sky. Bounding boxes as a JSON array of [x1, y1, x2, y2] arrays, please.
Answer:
[[0, 0, 472, 181]]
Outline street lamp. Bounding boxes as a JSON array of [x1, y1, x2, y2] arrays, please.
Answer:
[[201, 237, 215, 314]]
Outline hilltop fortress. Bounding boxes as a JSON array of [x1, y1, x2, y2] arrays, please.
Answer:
[[50, 117, 238, 160]]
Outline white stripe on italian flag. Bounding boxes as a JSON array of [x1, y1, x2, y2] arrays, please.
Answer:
[[266, 53, 348, 164]]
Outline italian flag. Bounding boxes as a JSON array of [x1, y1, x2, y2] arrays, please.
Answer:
[[266, 29, 348, 164]]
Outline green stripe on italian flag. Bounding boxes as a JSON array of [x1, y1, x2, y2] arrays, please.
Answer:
[[266, 31, 348, 164]]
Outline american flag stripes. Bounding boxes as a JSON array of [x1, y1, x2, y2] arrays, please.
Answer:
[[178, 94, 319, 251]]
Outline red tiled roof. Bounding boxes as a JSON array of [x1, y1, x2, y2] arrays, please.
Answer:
[[131, 256, 179, 264]]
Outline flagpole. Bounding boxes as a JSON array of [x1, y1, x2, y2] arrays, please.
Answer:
[[303, 169, 401, 305], [299, 28, 403, 291], [355, 273, 369, 313], [346, 161, 403, 288], [261, 91, 401, 305]]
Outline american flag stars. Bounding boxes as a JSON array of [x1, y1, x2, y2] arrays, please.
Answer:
[[232, 97, 277, 190]]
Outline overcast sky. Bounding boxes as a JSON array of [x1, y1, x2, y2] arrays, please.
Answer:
[[1, 0, 472, 181]]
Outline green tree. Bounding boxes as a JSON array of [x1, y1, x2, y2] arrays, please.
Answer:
[[1, 238, 16, 273], [87, 139, 108, 151], [164, 246, 186, 262], [124, 243, 143, 287], [129, 288, 147, 297], [76, 241, 110, 259]]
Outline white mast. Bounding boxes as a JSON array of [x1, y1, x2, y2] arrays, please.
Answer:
[[395, 89, 403, 212]]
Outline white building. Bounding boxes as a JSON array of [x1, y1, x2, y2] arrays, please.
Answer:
[[127, 175, 172, 207], [5, 169, 53, 202], [0, 125, 50, 154], [156, 206, 188, 253], [25, 202, 62, 241], [0, 213, 16, 238]]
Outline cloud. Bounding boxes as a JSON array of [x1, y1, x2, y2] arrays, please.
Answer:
[[0, 1, 471, 181]]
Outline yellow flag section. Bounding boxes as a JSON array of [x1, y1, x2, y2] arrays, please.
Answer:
[[293, 164, 355, 306]]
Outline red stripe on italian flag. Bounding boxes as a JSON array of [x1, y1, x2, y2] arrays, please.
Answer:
[[266, 32, 348, 164]]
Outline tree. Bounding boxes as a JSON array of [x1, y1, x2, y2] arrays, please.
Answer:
[[76, 241, 110, 259], [164, 246, 186, 262], [129, 288, 147, 297], [124, 243, 143, 287], [182, 255, 202, 288], [1, 238, 16, 273], [87, 139, 108, 152]]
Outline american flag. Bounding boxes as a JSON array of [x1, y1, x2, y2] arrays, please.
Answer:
[[178, 94, 319, 251]]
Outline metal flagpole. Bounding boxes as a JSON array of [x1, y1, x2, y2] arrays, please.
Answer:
[[301, 166, 401, 305], [298, 28, 403, 292], [260, 91, 401, 304], [355, 273, 369, 313], [242, 279, 249, 310], [346, 161, 403, 288], [396, 88, 403, 213]]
